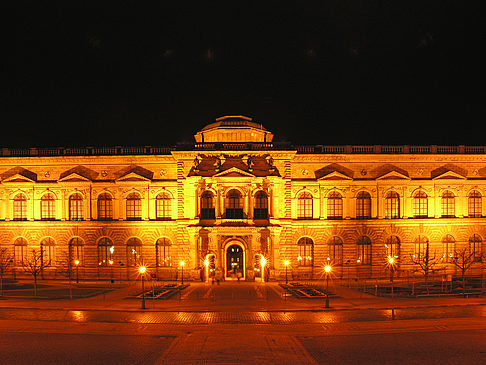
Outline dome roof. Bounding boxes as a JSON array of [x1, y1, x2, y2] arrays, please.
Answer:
[[201, 115, 268, 132], [195, 115, 273, 143]]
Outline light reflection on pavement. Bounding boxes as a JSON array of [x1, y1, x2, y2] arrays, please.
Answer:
[[0, 305, 484, 325]]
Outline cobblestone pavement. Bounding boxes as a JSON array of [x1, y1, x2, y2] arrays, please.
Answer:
[[0, 304, 485, 324]]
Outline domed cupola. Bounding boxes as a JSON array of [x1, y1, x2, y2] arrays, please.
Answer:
[[194, 115, 274, 143]]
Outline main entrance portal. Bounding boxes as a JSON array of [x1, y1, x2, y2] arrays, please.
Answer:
[[225, 244, 244, 279]]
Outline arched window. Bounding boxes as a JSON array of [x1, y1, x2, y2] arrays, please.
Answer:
[[441, 190, 455, 218], [41, 192, 56, 220], [156, 192, 172, 220], [413, 191, 428, 218], [327, 191, 343, 220], [442, 234, 455, 262], [327, 236, 343, 265], [97, 237, 114, 266], [357, 236, 372, 265], [13, 193, 27, 221], [297, 237, 314, 266], [469, 234, 483, 261], [13, 237, 28, 266], [40, 237, 56, 265], [225, 189, 243, 219], [127, 237, 142, 267], [385, 191, 400, 219], [356, 191, 371, 219], [414, 235, 429, 260], [156, 238, 172, 267], [297, 192, 313, 219], [468, 190, 482, 218], [69, 237, 84, 265], [200, 191, 215, 219], [254, 191, 269, 219], [97, 192, 113, 221], [386, 236, 400, 259], [69, 193, 84, 221], [126, 192, 142, 221]]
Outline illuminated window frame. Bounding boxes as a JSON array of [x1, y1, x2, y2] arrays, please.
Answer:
[[297, 237, 314, 266], [468, 190, 482, 218], [13, 193, 27, 221], [69, 193, 84, 221], [327, 191, 343, 220], [356, 191, 371, 219], [297, 192, 313, 219], [385, 191, 400, 219], [97, 192, 113, 221]]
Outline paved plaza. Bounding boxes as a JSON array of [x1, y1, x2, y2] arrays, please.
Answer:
[[0, 281, 485, 364]]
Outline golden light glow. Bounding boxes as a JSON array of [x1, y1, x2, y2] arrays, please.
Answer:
[[74, 259, 80, 266], [179, 260, 185, 267], [261, 256, 266, 266], [388, 256, 395, 265], [284, 260, 289, 266], [139, 266, 146, 274], [324, 265, 332, 273], [204, 259, 209, 267]]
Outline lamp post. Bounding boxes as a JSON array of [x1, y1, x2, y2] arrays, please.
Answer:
[[261, 256, 267, 283], [388, 256, 396, 320], [109, 246, 114, 282], [204, 258, 209, 283], [179, 261, 185, 285], [284, 260, 289, 285], [139, 265, 146, 309], [324, 264, 332, 308], [74, 259, 80, 284]]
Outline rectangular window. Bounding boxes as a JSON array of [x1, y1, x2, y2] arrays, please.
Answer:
[[298, 244, 313, 266], [41, 200, 55, 220], [297, 199, 313, 219], [157, 245, 171, 267], [327, 199, 343, 219], [357, 244, 371, 265], [328, 244, 343, 265], [42, 245, 55, 266], [156, 199, 171, 220], [385, 198, 400, 219], [13, 199, 27, 220], [98, 245, 113, 266], [69, 200, 83, 221], [126, 200, 142, 220], [14, 245, 27, 266]]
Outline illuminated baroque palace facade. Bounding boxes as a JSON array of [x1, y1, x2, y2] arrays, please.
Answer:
[[0, 116, 485, 281]]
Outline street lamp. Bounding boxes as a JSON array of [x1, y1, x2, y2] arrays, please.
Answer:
[[388, 256, 396, 320], [139, 265, 147, 309], [179, 260, 185, 285], [74, 259, 80, 284], [284, 260, 289, 285], [261, 256, 267, 283], [204, 258, 209, 283], [324, 264, 332, 308]]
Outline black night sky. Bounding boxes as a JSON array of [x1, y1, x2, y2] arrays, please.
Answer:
[[3, 2, 480, 148]]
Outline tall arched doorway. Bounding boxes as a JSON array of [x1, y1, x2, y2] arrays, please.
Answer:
[[225, 242, 245, 280]]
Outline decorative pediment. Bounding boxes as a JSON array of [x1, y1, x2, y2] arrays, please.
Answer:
[[1, 167, 37, 183], [431, 164, 467, 180], [115, 165, 153, 182], [432, 170, 467, 180], [376, 171, 411, 180], [59, 166, 98, 182], [213, 167, 255, 177], [315, 164, 354, 180], [116, 172, 152, 182], [317, 171, 353, 180]]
